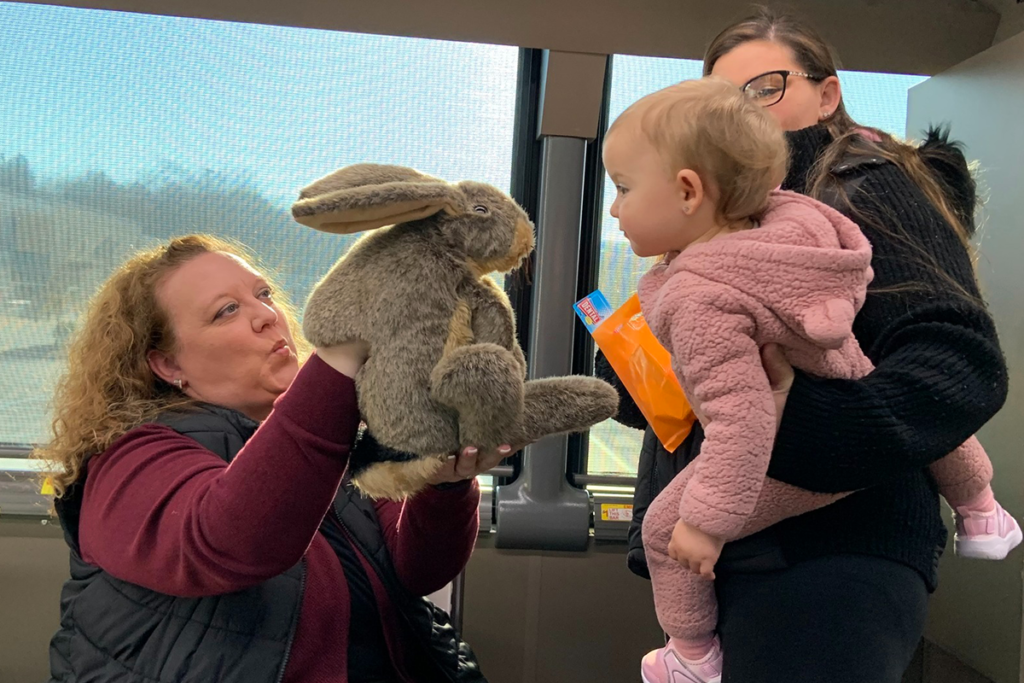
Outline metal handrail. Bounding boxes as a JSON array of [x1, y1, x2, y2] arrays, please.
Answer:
[[573, 473, 636, 487], [484, 465, 636, 489]]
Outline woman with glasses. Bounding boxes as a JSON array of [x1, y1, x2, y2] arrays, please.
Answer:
[[599, 7, 1009, 682]]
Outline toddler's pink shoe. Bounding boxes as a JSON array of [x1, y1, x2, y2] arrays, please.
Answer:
[[641, 637, 723, 683], [954, 502, 1022, 560]]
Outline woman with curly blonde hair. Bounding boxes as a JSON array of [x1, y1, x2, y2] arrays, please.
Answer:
[[37, 234, 309, 497], [39, 234, 502, 683]]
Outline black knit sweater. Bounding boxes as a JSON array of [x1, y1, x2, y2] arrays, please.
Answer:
[[605, 125, 1008, 589]]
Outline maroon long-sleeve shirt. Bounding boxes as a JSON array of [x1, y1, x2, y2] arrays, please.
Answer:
[[78, 355, 481, 682]]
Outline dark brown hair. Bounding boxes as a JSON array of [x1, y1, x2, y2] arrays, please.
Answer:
[[703, 6, 977, 285]]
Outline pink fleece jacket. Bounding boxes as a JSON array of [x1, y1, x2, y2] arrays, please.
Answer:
[[638, 190, 877, 539]]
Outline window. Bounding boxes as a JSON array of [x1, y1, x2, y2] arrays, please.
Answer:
[[588, 55, 928, 476], [839, 71, 929, 136], [588, 56, 704, 476], [0, 2, 518, 449]]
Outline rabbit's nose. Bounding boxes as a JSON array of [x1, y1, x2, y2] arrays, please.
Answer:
[[512, 219, 535, 258]]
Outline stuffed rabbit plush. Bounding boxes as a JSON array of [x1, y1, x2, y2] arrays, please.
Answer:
[[293, 164, 618, 500]]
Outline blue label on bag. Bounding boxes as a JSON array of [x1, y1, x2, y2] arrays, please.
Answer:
[[574, 290, 613, 333]]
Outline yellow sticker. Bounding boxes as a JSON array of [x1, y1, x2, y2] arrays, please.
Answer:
[[41, 477, 55, 496], [600, 503, 633, 522]]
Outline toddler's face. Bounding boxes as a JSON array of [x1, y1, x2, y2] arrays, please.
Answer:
[[604, 127, 709, 258]]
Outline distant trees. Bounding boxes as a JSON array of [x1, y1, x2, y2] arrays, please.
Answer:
[[0, 155, 357, 322]]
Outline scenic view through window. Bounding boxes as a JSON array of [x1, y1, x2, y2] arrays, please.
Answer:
[[0, 2, 518, 448]]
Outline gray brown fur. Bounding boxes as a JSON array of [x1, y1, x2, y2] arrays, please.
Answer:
[[294, 164, 618, 499]]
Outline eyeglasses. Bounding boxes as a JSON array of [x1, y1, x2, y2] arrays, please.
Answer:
[[741, 70, 825, 107]]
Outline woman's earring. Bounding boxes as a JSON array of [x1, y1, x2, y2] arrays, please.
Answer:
[[173, 379, 186, 390], [820, 110, 832, 120]]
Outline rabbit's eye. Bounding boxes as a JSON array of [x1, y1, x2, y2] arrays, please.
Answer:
[[472, 205, 489, 215]]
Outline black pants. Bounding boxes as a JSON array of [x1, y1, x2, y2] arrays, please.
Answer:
[[715, 554, 929, 683]]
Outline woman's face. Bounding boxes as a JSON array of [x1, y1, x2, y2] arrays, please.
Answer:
[[148, 251, 299, 421], [710, 40, 841, 133]]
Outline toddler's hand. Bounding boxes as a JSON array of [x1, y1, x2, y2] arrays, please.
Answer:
[[668, 519, 725, 579]]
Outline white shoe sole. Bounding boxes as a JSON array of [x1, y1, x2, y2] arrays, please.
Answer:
[[955, 521, 1023, 560], [640, 663, 720, 683]]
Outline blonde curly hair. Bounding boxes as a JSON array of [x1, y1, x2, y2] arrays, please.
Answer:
[[34, 234, 308, 497]]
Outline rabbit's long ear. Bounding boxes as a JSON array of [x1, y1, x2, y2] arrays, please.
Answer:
[[292, 164, 461, 234]]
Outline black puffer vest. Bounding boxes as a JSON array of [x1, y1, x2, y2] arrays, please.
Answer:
[[48, 403, 486, 683]]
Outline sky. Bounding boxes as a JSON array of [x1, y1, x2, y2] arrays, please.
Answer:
[[0, 1, 925, 228], [0, 2, 520, 207]]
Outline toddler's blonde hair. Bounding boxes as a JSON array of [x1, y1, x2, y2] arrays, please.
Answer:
[[609, 76, 788, 223]]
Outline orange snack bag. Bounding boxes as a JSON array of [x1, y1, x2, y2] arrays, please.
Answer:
[[575, 291, 695, 451]]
